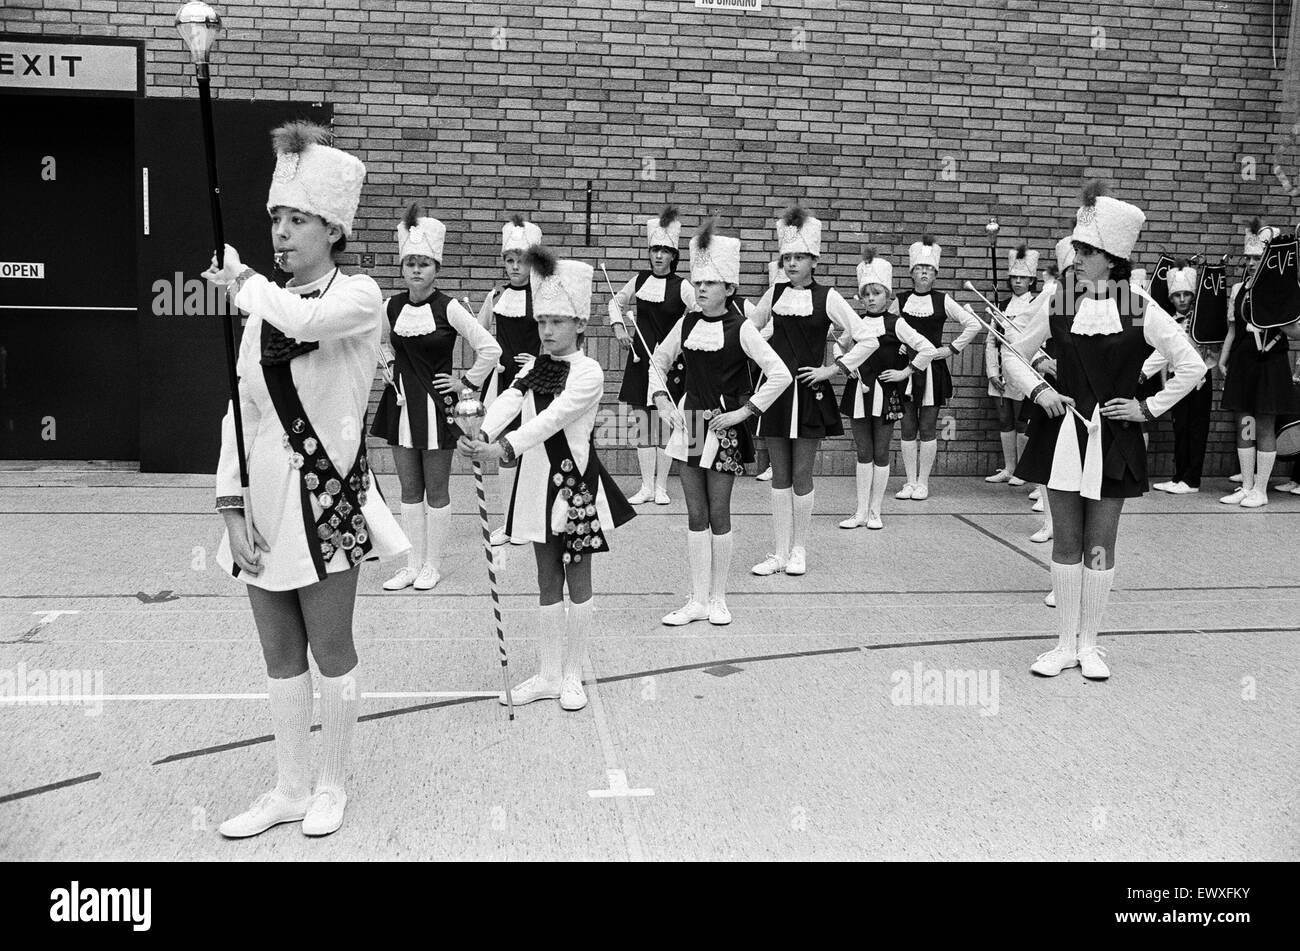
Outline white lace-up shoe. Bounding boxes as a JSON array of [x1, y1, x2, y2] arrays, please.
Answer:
[[382, 566, 419, 591], [662, 600, 710, 626], [1030, 645, 1077, 676], [751, 553, 787, 576], [708, 598, 732, 625], [499, 675, 561, 707], [1078, 646, 1110, 680], [784, 547, 806, 575], [218, 789, 312, 839], [412, 563, 440, 590], [559, 673, 587, 711], [302, 788, 347, 837]]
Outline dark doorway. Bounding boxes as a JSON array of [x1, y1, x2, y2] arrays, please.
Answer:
[[0, 94, 138, 460], [134, 97, 332, 473]]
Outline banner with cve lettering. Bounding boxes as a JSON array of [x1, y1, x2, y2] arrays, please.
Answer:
[[1189, 260, 1229, 345], [1246, 232, 1300, 329], [1146, 252, 1174, 316]]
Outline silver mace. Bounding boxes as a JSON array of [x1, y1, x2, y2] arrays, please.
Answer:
[[453, 389, 514, 721], [962, 281, 1099, 434]]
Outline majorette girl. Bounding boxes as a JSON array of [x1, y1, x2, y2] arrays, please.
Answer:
[[649, 221, 791, 626], [607, 207, 696, 505], [371, 204, 501, 591], [746, 206, 876, 576], [460, 247, 635, 713]]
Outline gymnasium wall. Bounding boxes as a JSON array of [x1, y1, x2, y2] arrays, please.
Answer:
[[4, 0, 1295, 475]]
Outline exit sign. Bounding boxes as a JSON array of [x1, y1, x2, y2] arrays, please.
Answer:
[[0, 34, 144, 97]]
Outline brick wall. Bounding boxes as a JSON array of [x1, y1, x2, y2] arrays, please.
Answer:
[[5, 0, 1297, 478]]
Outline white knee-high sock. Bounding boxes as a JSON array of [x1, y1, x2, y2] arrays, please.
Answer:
[[655, 449, 672, 495], [316, 668, 360, 794], [853, 462, 871, 517], [564, 598, 592, 681], [425, 503, 451, 570], [1256, 450, 1277, 489], [918, 440, 938, 488], [1051, 561, 1083, 653], [687, 529, 711, 605], [1238, 447, 1257, 491], [870, 464, 890, 517], [772, 487, 793, 561], [710, 531, 733, 600], [538, 601, 566, 683], [1078, 567, 1115, 652], [401, 502, 424, 572], [636, 447, 656, 491], [496, 465, 517, 519], [268, 671, 313, 799], [901, 440, 918, 486], [792, 489, 815, 550], [1000, 430, 1018, 472]]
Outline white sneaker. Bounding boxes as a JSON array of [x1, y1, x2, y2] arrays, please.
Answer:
[[1008, 475, 1026, 486], [985, 469, 1011, 483], [302, 788, 347, 837], [1152, 481, 1175, 493], [662, 599, 710, 626], [785, 546, 806, 575], [751, 553, 787, 576], [489, 526, 509, 547], [627, 486, 655, 504], [1274, 480, 1299, 493], [559, 673, 587, 711], [1240, 487, 1268, 508], [755, 467, 773, 482], [1030, 524, 1052, 543], [1078, 645, 1110, 680], [1028, 487, 1041, 501], [654, 489, 671, 505], [1165, 481, 1199, 494], [839, 513, 868, 529], [1030, 645, 1078, 676], [1043, 590, 1056, 607], [895, 482, 915, 500], [413, 564, 440, 590], [1229, 472, 1243, 483], [1292, 484, 1300, 496], [708, 597, 732, 625], [499, 674, 561, 706], [382, 566, 418, 591], [911, 483, 930, 501], [1219, 487, 1248, 505], [866, 511, 883, 530], [219, 788, 312, 838], [1032, 499, 1044, 513]]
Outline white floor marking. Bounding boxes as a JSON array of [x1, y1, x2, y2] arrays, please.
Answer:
[[0, 690, 498, 704], [588, 769, 654, 799]]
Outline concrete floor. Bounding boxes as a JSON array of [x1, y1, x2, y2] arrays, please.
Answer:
[[1, 464, 1297, 861]]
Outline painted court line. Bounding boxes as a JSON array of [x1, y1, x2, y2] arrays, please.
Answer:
[[0, 690, 499, 705]]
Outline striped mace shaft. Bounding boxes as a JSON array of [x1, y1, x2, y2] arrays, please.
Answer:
[[472, 460, 514, 721]]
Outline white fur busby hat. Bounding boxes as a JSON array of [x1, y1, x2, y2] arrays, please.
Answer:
[[647, 207, 682, 249], [1055, 235, 1076, 269], [396, 203, 446, 262], [525, 245, 592, 321], [776, 205, 822, 258], [768, 259, 789, 285], [1007, 244, 1040, 278], [908, 234, 942, 271], [689, 220, 740, 286], [266, 120, 365, 238], [1071, 181, 1146, 261], [856, 248, 893, 293], [1167, 264, 1197, 296], [1243, 218, 1276, 256], [501, 214, 543, 255]]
